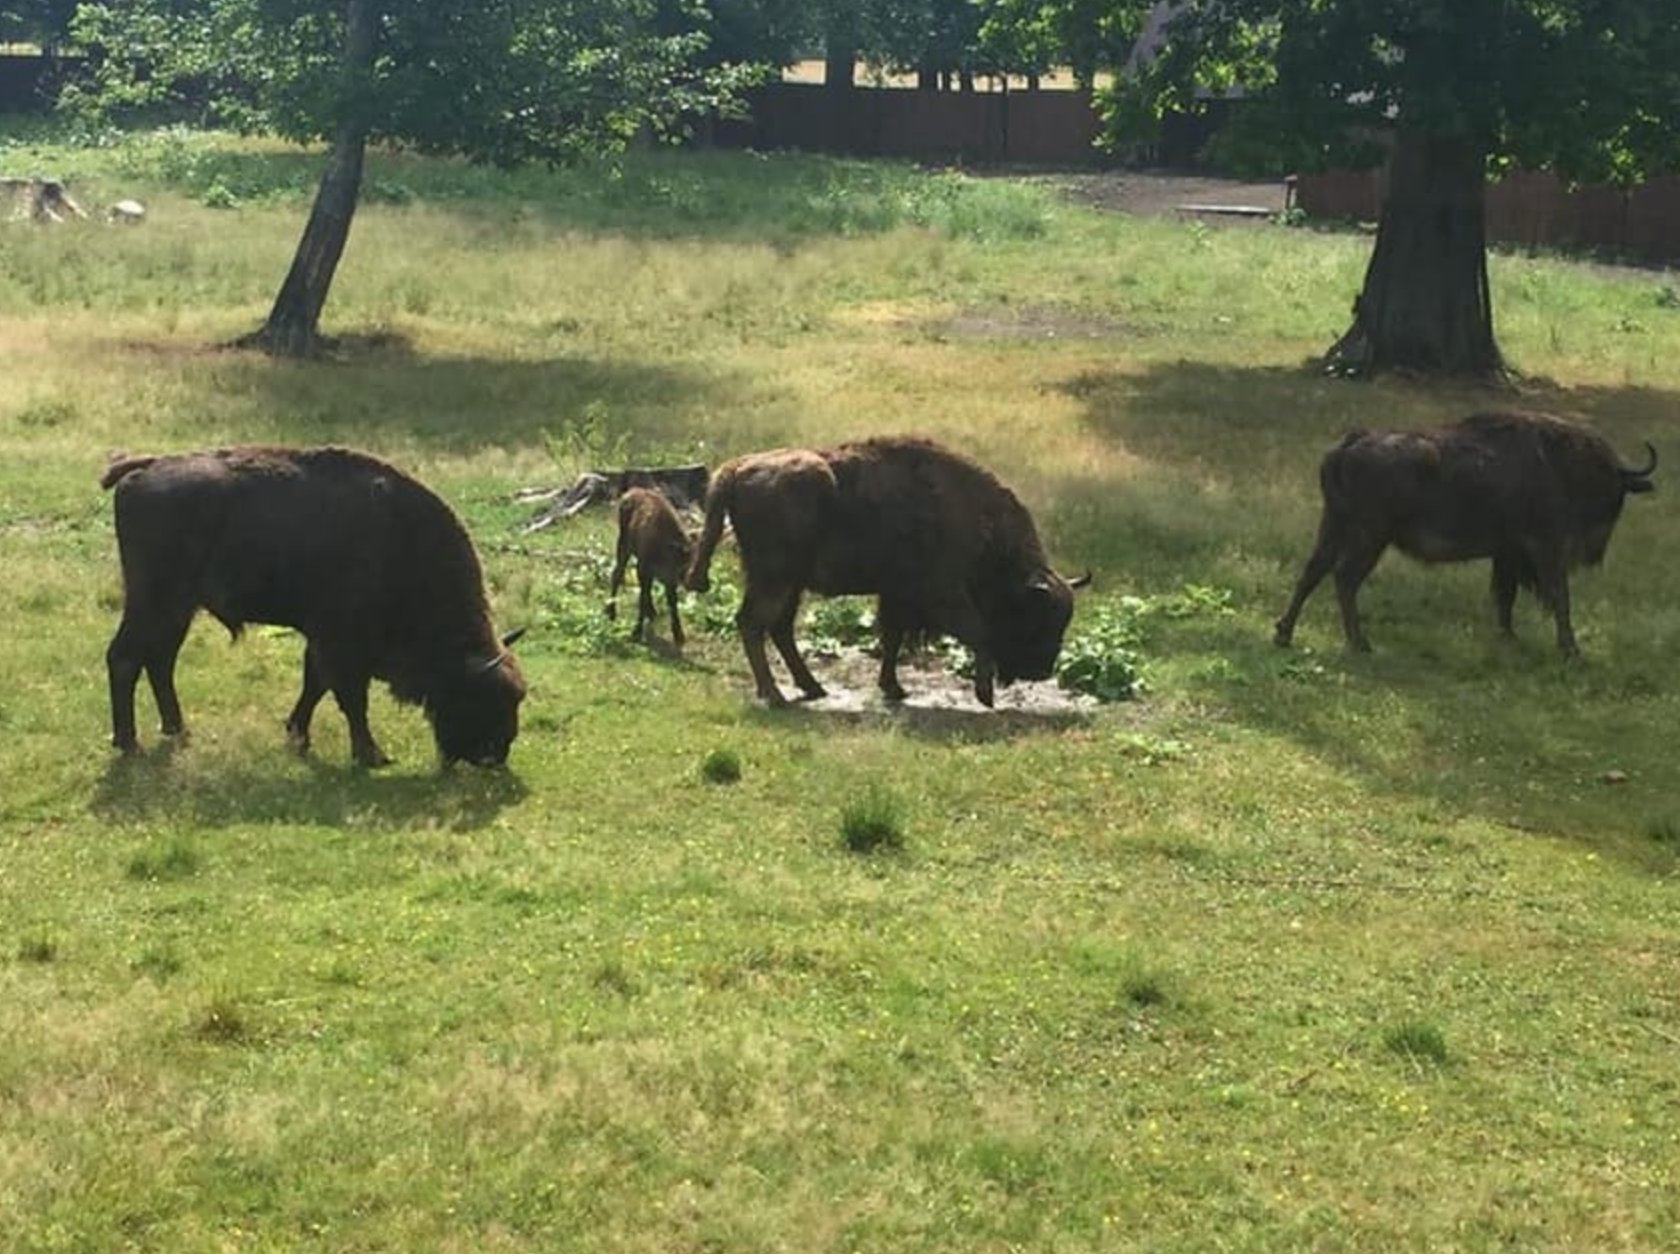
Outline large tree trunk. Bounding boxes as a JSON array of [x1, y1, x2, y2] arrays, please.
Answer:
[[1325, 129, 1501, 378], [823, 45, 855, 89], [239, 0, 377, 358]]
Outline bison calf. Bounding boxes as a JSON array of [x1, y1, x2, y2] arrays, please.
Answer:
[[685, 436, 1088, 707], [606, 486, 693, 648], [103, 446, 526, 767], [1275, 410, 1655, 656]]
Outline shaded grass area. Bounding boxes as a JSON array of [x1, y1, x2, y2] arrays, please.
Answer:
[[2, 128, 1679, 1251]]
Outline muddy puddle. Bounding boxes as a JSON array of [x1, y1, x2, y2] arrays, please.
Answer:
[[772, 647, 1098, 735]]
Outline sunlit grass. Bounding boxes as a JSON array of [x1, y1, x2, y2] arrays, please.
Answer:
[[0, 123, 1677, 1251]]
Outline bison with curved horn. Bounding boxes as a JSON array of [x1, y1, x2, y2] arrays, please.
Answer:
[[102, 446, 526, 767], [1275, 410, 1656, 657], [685, 435, 1089, 707]]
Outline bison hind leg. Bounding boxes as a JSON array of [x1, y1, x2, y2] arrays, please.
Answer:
[[770, 596, 825, 701]]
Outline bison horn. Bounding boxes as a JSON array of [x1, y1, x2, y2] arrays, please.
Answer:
[[471, 652, 509, 674], [1066, 570, 1093, 590], [1624, 442, 1658, 479], [501, 626, 527, 648]]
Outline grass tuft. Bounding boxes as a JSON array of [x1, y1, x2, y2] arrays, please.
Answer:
[[193, 995, 253, 1045], [16, 935, 57, 963], [125, 838, 202, 882], [700, 747, 743, 785], [1384, 1019, 1451, 1067], [839, 783, 907, 854]]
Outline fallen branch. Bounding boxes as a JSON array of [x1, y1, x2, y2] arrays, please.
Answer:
[[520, 463, 708, 533]]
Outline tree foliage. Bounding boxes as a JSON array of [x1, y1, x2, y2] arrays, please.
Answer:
[[1108, 0, 1680, 183], [70, 0, 754, 164]]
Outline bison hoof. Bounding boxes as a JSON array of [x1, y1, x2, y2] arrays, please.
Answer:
[[880, 682, 907, 703], [1273, 624, 1293, 647], [974, 680, 996, 709], [112, 735, 140, 755], [604, 601, 618, 621], [759, 688, 789, 709], [796, 684, 827, 702]]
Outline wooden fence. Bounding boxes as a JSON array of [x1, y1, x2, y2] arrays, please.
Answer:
[[1297, 166, 1680, 266], [712, 82, 1112, 166]]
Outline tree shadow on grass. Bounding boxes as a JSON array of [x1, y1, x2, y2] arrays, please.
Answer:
[[91, 747, 528, 833], [184, 338, 729, 458], [1057, 356, 1680, 869]]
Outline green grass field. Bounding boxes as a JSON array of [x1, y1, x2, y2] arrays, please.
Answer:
[[3, 124, 1678, 1252]]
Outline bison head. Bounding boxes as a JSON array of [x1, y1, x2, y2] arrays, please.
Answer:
[[988, 569, 1090, 686], [427, 629, 527, 766]]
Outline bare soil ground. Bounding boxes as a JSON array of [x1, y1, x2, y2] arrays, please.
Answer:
[[1046, 169, 1290, 224]]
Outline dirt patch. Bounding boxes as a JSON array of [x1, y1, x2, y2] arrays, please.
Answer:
[[1046, 170, 1289, 225], [934, 304, 1131, 342]]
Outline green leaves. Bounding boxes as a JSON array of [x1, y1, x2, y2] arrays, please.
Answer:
[[1106, 0, 1680, 182], [68, 0, 750, 166]]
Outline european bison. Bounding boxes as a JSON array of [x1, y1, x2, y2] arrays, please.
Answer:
[[1274, 410, 1656, 656], [606, 486, 693, 648], [102, 446, 526, 767], [684, 436, 1088, 707]]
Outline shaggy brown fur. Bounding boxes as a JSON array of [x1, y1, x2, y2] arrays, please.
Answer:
[[607, 487, 693, 648], [102, 446, 525, 767], [686, 436, 1086, 707], [1275, 410, 1656, 656]]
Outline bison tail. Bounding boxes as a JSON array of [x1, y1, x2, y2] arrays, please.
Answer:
[[684, 466, 735, 593], [100, 454, 159, 490]]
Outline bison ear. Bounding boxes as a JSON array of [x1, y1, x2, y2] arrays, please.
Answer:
[[500, 627, 527, 648]]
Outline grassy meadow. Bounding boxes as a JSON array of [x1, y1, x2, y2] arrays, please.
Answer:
[[3, 123, 1679, 1251]]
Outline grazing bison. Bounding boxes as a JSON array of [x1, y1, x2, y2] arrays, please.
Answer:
[[606, 486, 693, 648], [102, 446, 526, 767], [1274, 411, 1656, 656], [684, 436, 1089, 707]]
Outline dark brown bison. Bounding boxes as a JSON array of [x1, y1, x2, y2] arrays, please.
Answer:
[[1274, 411, 1656, 656], [606, 486, 693, 648], [102, 446, 526, 767], [684, 436, 1088, 707]]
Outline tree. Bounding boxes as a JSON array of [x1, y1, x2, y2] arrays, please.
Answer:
[[72, 0, 750, 356], [1111, 0, 1680, 377]]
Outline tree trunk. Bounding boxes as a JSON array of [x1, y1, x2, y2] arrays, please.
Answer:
[[824, 46, 855, 89], [239, 0, 377, 358], [1325, 129, 1501, 378]]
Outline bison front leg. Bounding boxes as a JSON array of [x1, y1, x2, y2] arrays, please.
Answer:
[[315, 649, 390, 767]]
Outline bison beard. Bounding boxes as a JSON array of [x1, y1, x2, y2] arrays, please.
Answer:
[[684, 436, 1086, 707], [1274, 411, 1656, 656], [102, 446, 526, 767]]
